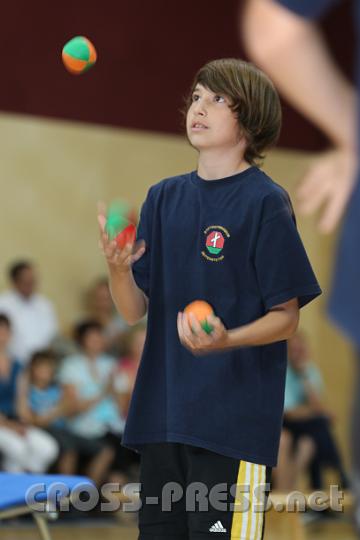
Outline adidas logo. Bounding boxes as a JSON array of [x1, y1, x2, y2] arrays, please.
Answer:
[[209, 520, 227, 533]]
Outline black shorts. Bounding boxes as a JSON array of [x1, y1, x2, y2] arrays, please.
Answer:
[[138, 443, 272, 540]]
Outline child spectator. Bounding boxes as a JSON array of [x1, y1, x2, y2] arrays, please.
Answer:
[[18, 350, 98, 477], [0, 314, 58, 472]]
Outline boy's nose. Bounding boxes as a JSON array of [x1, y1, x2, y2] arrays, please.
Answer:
[[194, 104, 207, 116]]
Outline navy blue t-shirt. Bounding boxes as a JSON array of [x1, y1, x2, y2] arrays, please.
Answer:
[[275, 0, 360, 348], [276, 0, 341, 18], [122, 167, 321, 466]]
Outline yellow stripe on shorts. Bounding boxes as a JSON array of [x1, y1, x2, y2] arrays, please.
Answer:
[[230, 460, 266, 540]]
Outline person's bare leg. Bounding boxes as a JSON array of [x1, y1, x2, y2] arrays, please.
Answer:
[[273, 430, 296, 491], [57, 450, 77, 475], [293, 436, 316, 487], [107, 470, 129, 487], [86, 446, 115, 486]]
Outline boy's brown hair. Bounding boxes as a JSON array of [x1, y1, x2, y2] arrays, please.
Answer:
[[185, 58, 282, 165]]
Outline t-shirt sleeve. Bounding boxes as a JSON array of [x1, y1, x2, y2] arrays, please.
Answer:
[[275, 0, 341, 19], [255, 190, 322, 311], [132, 187, 153, 297]]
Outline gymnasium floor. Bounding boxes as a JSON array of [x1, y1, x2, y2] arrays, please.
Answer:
[[0, 518, 357, 540]]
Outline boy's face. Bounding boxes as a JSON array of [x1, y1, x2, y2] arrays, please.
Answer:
[[186, 84, 243, 153]]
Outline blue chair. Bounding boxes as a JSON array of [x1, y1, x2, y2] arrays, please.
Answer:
[[0, 473, 94, 540]]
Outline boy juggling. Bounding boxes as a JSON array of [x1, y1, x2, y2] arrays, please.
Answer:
[[98, 58, 321, 540]]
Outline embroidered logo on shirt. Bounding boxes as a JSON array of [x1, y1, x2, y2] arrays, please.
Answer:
[[202, 225, 230, 262], [209, 520, 227, 533]]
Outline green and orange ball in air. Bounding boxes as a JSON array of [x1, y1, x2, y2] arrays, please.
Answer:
[[62, 36, 97, 75]]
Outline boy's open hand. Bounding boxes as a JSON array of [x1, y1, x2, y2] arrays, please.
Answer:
[[97, 201, 146, 271], [177, 311, 229, 355]]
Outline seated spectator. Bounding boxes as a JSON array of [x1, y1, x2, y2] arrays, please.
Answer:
[[58, 320, 132, 485], [275, 331, 348, 491], [0, 260, 58, 365], [84, 277, 129, 356], [0, 314, 58, 472]]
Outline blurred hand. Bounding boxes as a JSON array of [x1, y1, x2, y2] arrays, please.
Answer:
[[18, 409, 33, 424], [8, 420, 27, 436], [292, 360, 308, 375], [97, 201, 146, 272], [177, 312, 229, 356], [103, 368, 117, 397], [297, 148, 357, 234]]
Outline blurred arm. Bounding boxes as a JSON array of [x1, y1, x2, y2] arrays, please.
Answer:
[[243, 0, 357, 233], [243, 0, 356, 149], [15, 371, 33, 423], [301, 375, 328, 414], [61, 384, 102, 416], [284, 404, 314, 420]]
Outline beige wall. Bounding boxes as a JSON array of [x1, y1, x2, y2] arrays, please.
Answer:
[[0, 112, 354, 464], [0, 112, 197, 329]]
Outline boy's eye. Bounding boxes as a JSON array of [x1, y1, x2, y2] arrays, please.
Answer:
[[215, 95, 225, 103]]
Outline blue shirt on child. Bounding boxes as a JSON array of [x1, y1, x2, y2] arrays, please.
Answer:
[[29, 384, 64, 428]]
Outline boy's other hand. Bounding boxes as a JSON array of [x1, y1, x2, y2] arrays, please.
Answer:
[[177, 312, 228, 355], [97, 201, 146, 272]]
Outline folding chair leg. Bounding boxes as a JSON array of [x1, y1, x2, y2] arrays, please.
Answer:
[[32, 513, 52, 540]]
